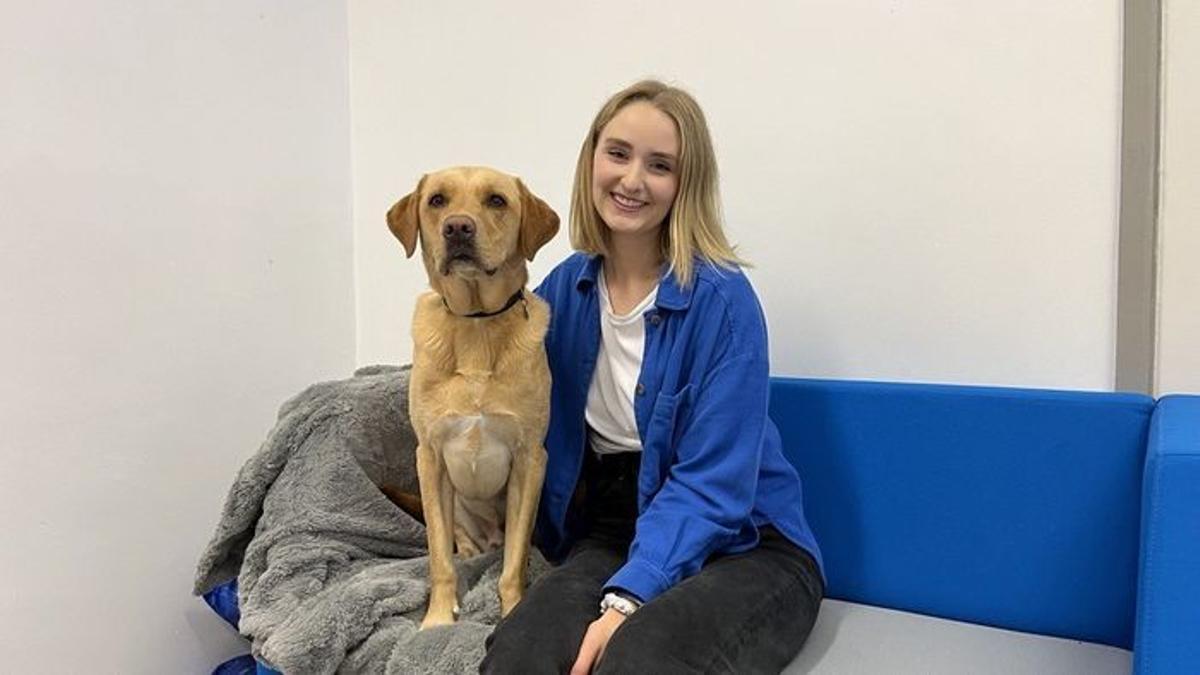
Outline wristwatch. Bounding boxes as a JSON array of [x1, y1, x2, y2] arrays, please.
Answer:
[[599, 591, 642, 617]]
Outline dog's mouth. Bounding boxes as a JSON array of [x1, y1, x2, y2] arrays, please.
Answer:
[[440, 251, 498, 277]]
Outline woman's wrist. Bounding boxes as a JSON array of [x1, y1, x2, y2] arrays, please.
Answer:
[[599, 590, 643, 616]]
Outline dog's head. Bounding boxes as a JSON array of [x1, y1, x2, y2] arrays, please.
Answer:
[[387, 166, 559, 283]]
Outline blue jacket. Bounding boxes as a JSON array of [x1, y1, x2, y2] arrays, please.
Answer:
[[533, 252, 824, 603]]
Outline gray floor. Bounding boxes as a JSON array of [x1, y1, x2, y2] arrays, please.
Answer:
[[783, 600, 1132, 674]]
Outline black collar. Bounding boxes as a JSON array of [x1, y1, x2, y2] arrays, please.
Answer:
[[442, 288, 528, 319]]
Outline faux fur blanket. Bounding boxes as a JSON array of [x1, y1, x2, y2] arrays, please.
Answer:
[[194, 365, 548, 674]]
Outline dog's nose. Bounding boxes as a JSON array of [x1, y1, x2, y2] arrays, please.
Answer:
[[442, 216, 476, 241]]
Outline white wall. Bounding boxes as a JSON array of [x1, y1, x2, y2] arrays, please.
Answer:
[[1156, 0, 1200, 395], [0, 2, 354, 672], [351, 1, 1122, 390], [0, 1, 1139, 670]]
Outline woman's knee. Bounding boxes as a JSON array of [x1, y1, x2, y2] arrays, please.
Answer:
[[594, 618, 702, 675], [482, 540, 626, 673], [480, 624, 558, 675], [481, 583, 592, 674], [481, 610, 574, 675]]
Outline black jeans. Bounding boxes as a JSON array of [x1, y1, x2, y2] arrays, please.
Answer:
[[481, 450, 823, 674]]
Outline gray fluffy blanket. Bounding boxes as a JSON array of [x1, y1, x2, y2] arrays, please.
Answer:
[[194, 365, 549, 674]]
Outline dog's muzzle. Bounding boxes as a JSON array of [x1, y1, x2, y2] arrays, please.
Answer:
[[440, 215, 484, 275], [442, 215, 476, 244]]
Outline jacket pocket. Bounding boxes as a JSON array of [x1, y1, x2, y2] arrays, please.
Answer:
[[639, 385, 693, 504]]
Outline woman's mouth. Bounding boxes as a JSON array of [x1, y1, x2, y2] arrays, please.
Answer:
[[611, 193, 646, 212]]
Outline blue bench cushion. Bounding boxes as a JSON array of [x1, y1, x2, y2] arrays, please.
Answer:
[[203, 578, 241, 629], [769, 378, 1154, 648]]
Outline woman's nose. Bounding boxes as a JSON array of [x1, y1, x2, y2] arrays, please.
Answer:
[[619, 163, 644, 192]]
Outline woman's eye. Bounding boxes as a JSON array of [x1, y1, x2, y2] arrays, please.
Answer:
[[607, 148, 626, 160], [651, 162, 672, 173], [487, 194, 507, 208], [428, 193, 446, 208]]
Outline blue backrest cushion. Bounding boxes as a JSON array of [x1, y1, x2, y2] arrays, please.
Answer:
[[769, 377, 1153, 648]]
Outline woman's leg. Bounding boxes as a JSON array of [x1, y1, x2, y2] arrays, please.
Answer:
[[480, 537, 625, 674], [482, 450, 640, 674], [596, 527, 823, 675]]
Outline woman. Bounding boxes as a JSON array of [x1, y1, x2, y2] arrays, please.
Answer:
[[482, 80, 824, 674]]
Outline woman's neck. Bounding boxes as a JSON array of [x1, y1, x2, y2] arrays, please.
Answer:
[[603, 231, 664, 286], [602, 231, 664, 315]]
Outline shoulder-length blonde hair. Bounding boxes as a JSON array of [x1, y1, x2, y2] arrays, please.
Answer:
[[570, 79, 746, 287]]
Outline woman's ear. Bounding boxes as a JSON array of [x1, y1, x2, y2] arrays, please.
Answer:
[[386, 175, 425, 258], [517, 179, 560, 261]]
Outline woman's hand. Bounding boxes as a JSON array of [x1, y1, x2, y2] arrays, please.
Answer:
[[570, 608, 628, 674]]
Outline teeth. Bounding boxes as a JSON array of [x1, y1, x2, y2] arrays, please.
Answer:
[[612, 193, 644, 208]]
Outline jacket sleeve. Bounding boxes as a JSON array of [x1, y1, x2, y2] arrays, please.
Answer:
[[604, 344, 769, 603]]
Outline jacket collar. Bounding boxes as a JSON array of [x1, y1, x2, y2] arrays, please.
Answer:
[[574, 254, 693, 311]]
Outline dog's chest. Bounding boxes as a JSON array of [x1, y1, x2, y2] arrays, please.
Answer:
[[449, 321, 515, 375], [432, 412, 521, 501], [433, 320, 532, 411], [417, 310, 542, 498]]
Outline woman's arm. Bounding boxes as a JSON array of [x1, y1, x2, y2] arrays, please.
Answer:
[[606, 344, 770, 604]]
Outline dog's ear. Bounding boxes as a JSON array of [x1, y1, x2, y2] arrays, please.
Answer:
[[386, 176, 425, 258], [516, 179, 560, 262]]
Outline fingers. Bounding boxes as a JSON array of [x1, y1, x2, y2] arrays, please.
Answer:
[[570, 626, 601, 675], [570, 610, 628, 675], [594, 634, 610, 667]]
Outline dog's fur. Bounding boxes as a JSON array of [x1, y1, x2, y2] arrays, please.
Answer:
[[387, 166, 559, 628]]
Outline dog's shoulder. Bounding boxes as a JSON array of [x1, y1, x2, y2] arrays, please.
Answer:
[[523, 291, 550, 333], [507, 292, 550, 355], [412, 291, 452, 353], [411, 291, 445, 325], [414, 290, 443, 308]]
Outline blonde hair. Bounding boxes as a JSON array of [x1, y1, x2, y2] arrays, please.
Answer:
[[570, 79, 747, 287]]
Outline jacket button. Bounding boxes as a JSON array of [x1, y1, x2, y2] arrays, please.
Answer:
[[636, 383, 645, 396], [649, 313, 662, 326]]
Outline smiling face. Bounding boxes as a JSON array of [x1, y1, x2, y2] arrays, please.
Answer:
[[590, 101, 681, 244]]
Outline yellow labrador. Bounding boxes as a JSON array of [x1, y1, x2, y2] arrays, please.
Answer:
[[387, 166, 559, 628]]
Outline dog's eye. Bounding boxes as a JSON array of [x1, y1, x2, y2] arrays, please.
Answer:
[[486, 194, 507, 208], [428, 193, 447, 208]]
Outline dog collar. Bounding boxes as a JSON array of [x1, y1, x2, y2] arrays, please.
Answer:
[[442, 289, 529, 319]]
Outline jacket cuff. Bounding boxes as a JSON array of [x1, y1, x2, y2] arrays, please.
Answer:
[[605, 559, 673, 605]]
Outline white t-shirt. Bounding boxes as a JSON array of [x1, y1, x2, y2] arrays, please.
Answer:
[[585, 268, 659, 455]]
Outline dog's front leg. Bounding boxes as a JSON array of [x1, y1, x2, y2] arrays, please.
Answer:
[[499, 445, 547, 617], [417, 443, 458, 628]]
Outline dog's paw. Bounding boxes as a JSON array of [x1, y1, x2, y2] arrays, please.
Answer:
[[420, 610, 457, 630], [499, 592, 522, 618], [419, 601, 461, 630], [455, 541, 482, 558], [453, 525, 484, 558]]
